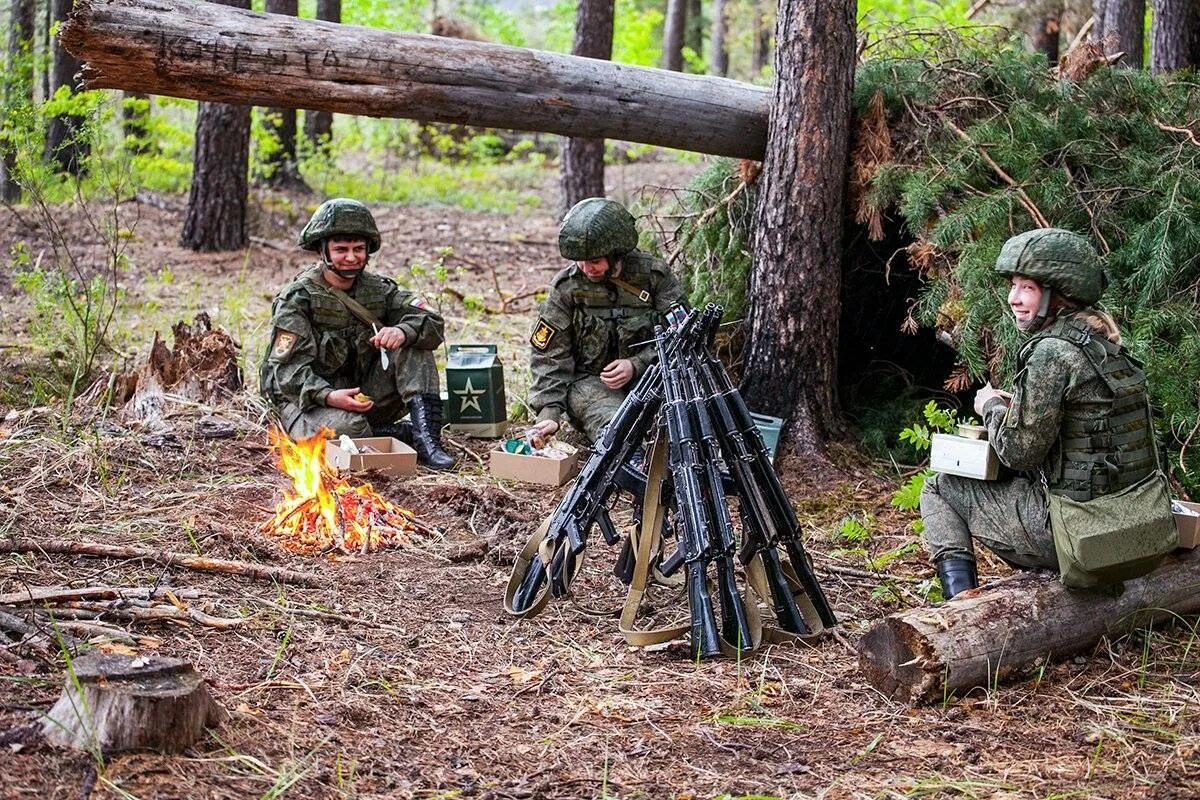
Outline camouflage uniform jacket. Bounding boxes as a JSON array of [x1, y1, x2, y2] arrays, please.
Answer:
[[260, 265, 445, 411], [528, 250, 685, 423], [980, 313, 1154, 501]]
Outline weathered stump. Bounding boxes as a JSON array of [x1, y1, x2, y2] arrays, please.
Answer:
[[857, 548, 1200, 704], [42, 654, 224, 753]]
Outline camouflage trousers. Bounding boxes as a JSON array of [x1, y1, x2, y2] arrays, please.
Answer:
[[277, 347, 440, 439], [920, 472, 1057, 569], [566, 375, 629, 443]]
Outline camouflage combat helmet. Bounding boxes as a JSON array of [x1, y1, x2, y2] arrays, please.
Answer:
[[994, 228, 1105, 305], [558, 197, 638, 261], [298, 198, 381, 253]]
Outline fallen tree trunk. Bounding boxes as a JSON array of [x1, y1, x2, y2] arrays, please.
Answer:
[[857, 549, 1200, 705], [3, 539, 325, 587], [62, 0, 770, 159]]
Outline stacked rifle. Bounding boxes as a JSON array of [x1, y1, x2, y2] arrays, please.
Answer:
[[505, 306, 836, 659]]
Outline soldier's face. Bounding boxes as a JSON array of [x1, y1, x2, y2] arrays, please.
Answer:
[[577, 257, 610, 281], [327, 239, 368, 270], [1008, 276, 1044, 325]]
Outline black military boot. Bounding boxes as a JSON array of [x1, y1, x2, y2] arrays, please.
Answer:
[[408, 394, 454, 470], [371, 420, 412, 445], [936, 557, 978, 600]]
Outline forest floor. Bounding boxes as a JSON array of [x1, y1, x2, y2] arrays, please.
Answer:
[[1, 158, 1198, 800]]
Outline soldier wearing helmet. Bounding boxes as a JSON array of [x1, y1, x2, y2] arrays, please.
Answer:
[[259, 198, 454, 469], [921, 228, 1164, 597], [527, 197, 686, 442]]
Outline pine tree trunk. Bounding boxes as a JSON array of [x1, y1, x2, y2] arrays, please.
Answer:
[[742, 0, 855, 454], [302, 0, 340, 152], [1028, 6, 1061, 66], [181, 0, 251, 251], [751, 0, 771, 75], [558, 0, 613, 217], [1, 0, 35, 202], [1091, 0, 1108, 41], [686, 0, 703, 66], [260, 0, 306, 190], [709, 0, 728, 76], [662, 0, 687, 71], [45, 0, 88, 174], [1102, 0, 1144, 67], [1150, 0, 1200, 73]]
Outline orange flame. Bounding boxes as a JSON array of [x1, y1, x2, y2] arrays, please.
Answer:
[[262, 426, 423, 554]]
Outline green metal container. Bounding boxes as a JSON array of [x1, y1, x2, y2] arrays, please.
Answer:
[[750, 411, 783, 464], [445, 343, 508, 437]]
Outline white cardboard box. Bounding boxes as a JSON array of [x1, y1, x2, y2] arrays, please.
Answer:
[[1173, 500, 1200, 549], [930, 433, 1000, 481], [325, 437, 417, 476]]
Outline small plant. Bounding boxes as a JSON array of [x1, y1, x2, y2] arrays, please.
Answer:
[[891, 401, 973, 533]]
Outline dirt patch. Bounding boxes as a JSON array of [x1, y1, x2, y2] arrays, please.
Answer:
[[2, 162, 1199, 799]]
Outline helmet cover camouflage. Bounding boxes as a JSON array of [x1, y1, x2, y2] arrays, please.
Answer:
[[994, 228, 1106, 305], [298, 198, 382, 253], [558, 198, 639, 261]]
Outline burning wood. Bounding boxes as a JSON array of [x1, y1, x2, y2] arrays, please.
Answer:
[[263, 427, 430, 554]]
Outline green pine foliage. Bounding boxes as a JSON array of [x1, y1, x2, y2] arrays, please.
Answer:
[[856, 31, 1200, 493]]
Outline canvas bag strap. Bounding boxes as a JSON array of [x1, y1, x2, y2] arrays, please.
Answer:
[[307, 270, 384, 329]]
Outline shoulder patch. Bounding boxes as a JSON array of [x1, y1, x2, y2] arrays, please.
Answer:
[[271, 331, 298, 359], [530, 318, 559, 351], [410, 295, 429, 310]]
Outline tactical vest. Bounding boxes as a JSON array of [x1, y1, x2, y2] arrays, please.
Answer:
[[1021, 315, 1156, 502], [567, 252, 660, 374]]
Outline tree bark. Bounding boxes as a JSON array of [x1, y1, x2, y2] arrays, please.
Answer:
[[261, 0, 306, 190], [302, 0, 340, 152], [1091, 0, 1108, 41], [1150, 0, 1200, 73], [45, 0, 88, 174], [559, 0, 614, 217], [41, 654, 224, 753], [741, 0, 855, 453], [1102, 0, 1145, 67], [857, 550, 1200, 705], [61, 0, 769, 160], [179, 0, 250, 251], [662, 0, 687, 71], [709, 0, 729, 76], [1, 0, 36, 201], [686, 0, 704, 65]]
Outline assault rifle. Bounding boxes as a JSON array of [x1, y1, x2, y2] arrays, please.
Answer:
[[692, 305, 837, 630], [509, 311, 702, 613]]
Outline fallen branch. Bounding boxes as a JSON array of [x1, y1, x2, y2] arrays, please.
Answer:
[[43, 602, 248, 631], [3, 539, 326, 587], [943, 118, 1051, 228], [0, 585, 202, 606]]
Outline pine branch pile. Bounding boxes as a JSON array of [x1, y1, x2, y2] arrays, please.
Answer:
[[854, 31, 1200, 495]]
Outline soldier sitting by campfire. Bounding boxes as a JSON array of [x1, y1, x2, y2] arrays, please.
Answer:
[[259, 198, 455, 470]]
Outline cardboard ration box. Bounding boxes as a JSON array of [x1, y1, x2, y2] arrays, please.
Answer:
[[929, 433, 1000, 481], [1172, 500, 1200, 549], [490, 441, 581, 486], [445, 344, 508, 437], [325, 436, 417, 476]]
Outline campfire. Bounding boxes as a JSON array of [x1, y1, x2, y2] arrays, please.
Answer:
[[263, 427, 427, 554]]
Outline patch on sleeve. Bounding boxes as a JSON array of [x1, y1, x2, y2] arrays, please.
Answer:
[[530, 318, 559, 351], [410, 296, 429, 310], [271, 331, 298, 359]]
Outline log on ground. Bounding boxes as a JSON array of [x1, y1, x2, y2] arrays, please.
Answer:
[[62, 0, 769, 159], [856, 549, 1200, 705], [41, 653, 224, 753]]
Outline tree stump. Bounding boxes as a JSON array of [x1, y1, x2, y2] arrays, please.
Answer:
[[856, 548, 1200, 705], [41, 654, 224, 753]]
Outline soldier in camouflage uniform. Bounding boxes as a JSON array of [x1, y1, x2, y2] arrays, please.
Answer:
[[527, 197, 686, 443], [260, 198, 454, 470], [921, 228, 1159, 597]]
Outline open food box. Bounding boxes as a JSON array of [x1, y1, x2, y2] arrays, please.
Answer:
[[325, 436, 417, 476], [490, 439, 581, 486], [929, 425, 1000, 481], [1172, 500, 1200, 549]]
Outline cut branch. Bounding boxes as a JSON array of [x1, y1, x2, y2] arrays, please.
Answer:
[[3, 539, 326, 587], [944, 119, 1051, 228], [62, 0, 769, 159]]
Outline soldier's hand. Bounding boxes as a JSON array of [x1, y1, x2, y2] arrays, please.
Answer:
[[370, 326, 407, 350], [973, 384, 1011, 417], [327, 387, 374, 412], [600, 359, 634, 389], [530, 419, 559, 438]]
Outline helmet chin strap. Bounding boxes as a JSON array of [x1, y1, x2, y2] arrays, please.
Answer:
[[321, 240, 369, 282], [1017, 288, 1053, 332]]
